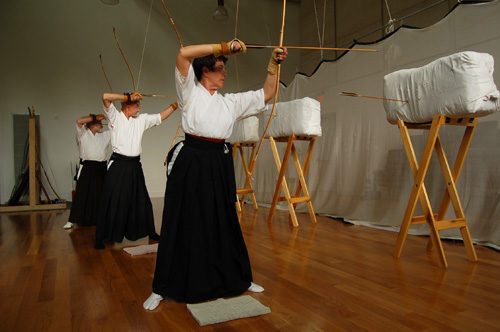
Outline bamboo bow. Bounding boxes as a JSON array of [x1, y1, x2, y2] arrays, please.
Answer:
[[99, 54, 114, 92], [248, 0, 287, 176], [113, 27, 137, 92], [113, 26, 177, 99]]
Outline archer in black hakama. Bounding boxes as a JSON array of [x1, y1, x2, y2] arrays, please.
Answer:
[[144, 40, 287, 308], [95, 152, 157, 244], [69, 160, 107, 226], [153, 135, 253, 303], [94, 93, 179, 249], [67, 114, 110, 228]]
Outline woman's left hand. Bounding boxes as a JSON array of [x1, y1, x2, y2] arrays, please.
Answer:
[[277, 47, 288, 62]]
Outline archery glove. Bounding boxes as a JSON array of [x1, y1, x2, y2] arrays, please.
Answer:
[[131, 92, 143, 101], [212, 38, 246, 57], [268, 48, 284, 75]]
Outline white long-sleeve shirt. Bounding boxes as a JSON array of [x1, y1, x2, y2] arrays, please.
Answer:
[[175, 64, 266, 139], [76, 124, 111, 161], [103, 103, 162, 156]]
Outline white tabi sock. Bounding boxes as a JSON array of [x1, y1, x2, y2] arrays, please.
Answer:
[[248, 282, 264, 293], [143, 292, 164, 310]]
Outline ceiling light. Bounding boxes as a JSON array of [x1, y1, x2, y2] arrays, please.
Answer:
[[213, 0, 229, 21]]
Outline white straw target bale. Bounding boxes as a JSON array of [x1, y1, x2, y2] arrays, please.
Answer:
[[228, 116, 260, 143], [261, 97, 322, 137], [383, 51, 500, 124]]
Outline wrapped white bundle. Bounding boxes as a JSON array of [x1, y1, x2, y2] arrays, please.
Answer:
[[228, 116, 259, 143], [383, 51, 500, 124], [261, 97, 322, 137]]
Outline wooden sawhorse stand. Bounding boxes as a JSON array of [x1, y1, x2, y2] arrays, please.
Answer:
[[394, 115, 478, 268], [232, 142, 259, 213], [267, 135, 317, 227]]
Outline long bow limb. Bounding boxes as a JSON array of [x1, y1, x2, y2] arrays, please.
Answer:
[[99, 54, 114, 92], [233, 0, 241, 90], [161, 0, 183, 48], [249, 0, 287, 175], [161, 0, 183, 165], [113, 27, 137, 92], [137, 0, 155, 92]]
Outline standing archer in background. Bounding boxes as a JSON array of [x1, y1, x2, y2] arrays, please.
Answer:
[[65, 113, 110, 229], [94, 93, 178, 249], [144, 39, 287, 309]]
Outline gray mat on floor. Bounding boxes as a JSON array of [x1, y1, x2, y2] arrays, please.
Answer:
[[123, 243, 158, 256], [186, 295, 271, 326]]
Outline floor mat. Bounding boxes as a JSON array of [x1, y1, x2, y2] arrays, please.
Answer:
[[187, 295, 270, 326]]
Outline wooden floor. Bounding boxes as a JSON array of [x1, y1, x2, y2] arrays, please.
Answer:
[[1, 202, 499, 331]]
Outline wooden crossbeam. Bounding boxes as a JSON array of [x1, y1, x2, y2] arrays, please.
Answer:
[[237, 188, 254, 195]]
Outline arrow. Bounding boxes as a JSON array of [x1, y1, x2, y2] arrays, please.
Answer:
[[142, 93, 176, 98], [247, 44, 377, 52], [339, 92, 408, 103]]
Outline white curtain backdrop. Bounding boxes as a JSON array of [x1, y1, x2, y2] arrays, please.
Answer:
[[241, 1, 500, 249]]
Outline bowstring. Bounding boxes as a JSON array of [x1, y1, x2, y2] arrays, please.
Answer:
[[137, 0, 155, 92]]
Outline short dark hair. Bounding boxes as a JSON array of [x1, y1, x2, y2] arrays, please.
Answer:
[[120, 100, 140, 108], [192, 55, 228, 81], [86, 120, 102, 128]]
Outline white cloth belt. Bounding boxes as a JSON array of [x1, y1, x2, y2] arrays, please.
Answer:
[[167, 142, 184, 176], [76, 164, 83, 180]]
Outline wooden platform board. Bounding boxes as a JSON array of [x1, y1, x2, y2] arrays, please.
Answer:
[[0, 203, 66, 213]]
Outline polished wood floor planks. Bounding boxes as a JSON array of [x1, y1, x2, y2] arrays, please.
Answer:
[[1, 201, 499, 331]]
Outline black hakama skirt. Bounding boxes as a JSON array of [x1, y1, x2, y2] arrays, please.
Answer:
[[152, 134, 253, 303], [68, 160, 107, 226], [95, 152, 157, 247]]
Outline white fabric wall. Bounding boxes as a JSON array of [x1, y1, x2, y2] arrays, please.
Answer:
[[0, 0, 301, 201], [244, 1, 500, 248]]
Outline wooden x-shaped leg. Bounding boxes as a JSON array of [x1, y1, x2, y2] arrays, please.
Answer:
[[394, 116, 478, 268], [233, 143, 258, 214], [267, 135, 317, 227]]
